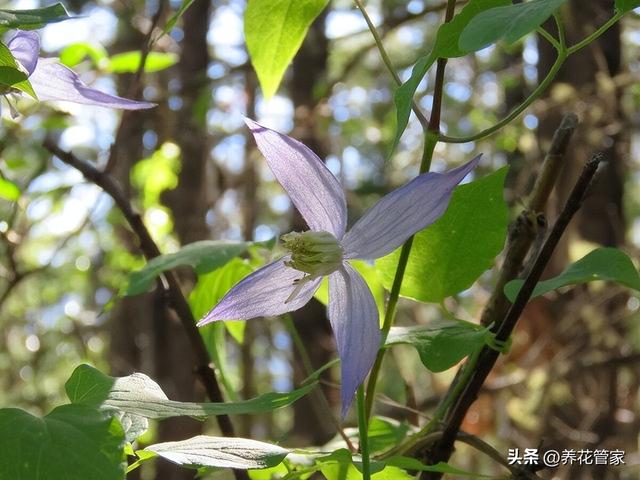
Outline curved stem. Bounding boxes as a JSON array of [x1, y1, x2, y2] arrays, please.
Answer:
[[553, 12, 566, 51], [536, 26, 559, 50], [439, 48, 567, 144], [440, 10, 625, 145], [567, 12, 623, 55], [357, 386, 371, 480], [353, 0, 430, 130], [362, 0, 458, 421], [363, 131, 438, 419]]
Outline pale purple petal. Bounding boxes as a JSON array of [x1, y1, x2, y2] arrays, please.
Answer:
[[342, 155, 481, 260], [7, 30, 39, 75], [245, 118, 347, 238], [28, 58, 155, 110], [198, 257, 321, 326], [328, 263, 380, 417]]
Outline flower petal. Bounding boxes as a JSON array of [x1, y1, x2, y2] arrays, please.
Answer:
[[7, 30, 40, 75], [245, 118, 347, 238], [342, 155, 481, 259], [328, 263, 380, 417], [198, 257, 321, 326], [27, 58, 156, 110]]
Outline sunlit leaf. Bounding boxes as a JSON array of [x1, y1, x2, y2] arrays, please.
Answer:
[[367, 417, 410, 454], [130, 142, 180, 208], [144, 435, 289, 470], [0, 177, 20, 201], [504, 247, 640, 301], [59, 42, 109, 68], [190, 258, 254, 345], [109, 51, 178, 73], [0, 405, 125, 480], [377, 167, 508, 303], [126, 240, 249, 295], [249, 463, 290, 479], [459, 0, 568, 52], [0, 3, 69, 30], [66, 364, 315, 420], [244, 0, 329, 98], [385, 320, 489, 372]]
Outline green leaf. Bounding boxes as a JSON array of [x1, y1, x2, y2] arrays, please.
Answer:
[[385, 456, 493, 477], [317, 450, 411, 480], [504, 247, 640, 302], [391, 0, 509, 154], [315, 260, 386, 321], [126, 240, 249, 295], [249, 463, 290, 479], [615, 0, 640, 13], [0, 177, 20, 201], [59, 42, 109, 68], [368, 417, 409, 454], [0, 404, 126, 480], [0, 3, 70, 30], [0, 41, 36, 98], [66, 364, 315, 420], [459, 0, 568, 52], [376, 167, 508, 303], [163, 0, 197, 35], [108, 51, 178, 73], [189, 257, 254, 344], [386, 320, 489, 372], [144, 435, 289, 470], [244, 0, 329, 98]]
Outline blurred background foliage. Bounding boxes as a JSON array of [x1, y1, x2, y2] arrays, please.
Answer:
[[1, 0, 640, 478]]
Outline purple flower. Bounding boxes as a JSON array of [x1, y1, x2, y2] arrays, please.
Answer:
[[5, 31, 155, 110], [198, 118, 480, 416]]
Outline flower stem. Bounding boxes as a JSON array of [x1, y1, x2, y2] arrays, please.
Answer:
[[356, 386, 371, 480], [362, 0, 457, 420]]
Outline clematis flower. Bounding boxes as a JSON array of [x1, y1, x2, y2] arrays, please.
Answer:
[[198, 118, 480, 416], [3, 30, 154, 112]]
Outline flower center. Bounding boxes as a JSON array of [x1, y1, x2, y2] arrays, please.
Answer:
[[281, 230, 343, 277]]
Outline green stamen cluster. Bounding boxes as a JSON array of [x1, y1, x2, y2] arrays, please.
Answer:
[[281, 230, 343, 277]]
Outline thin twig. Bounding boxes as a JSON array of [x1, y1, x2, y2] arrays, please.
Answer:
[[421, 153, 603, 478], [106, 0, 168, 174], [481, 113, 578, 327], [353, 0, 429, 130], [126, 0, 168, 99], [43, 141, 249, 480]]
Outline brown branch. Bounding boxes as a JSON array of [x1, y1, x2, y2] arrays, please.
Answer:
[[126, 0, 168, 99], [480, 112, 578, 327], [105, 0, 168, 174], [420, 153, 603, 479], [43, 141, 250, 480]]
